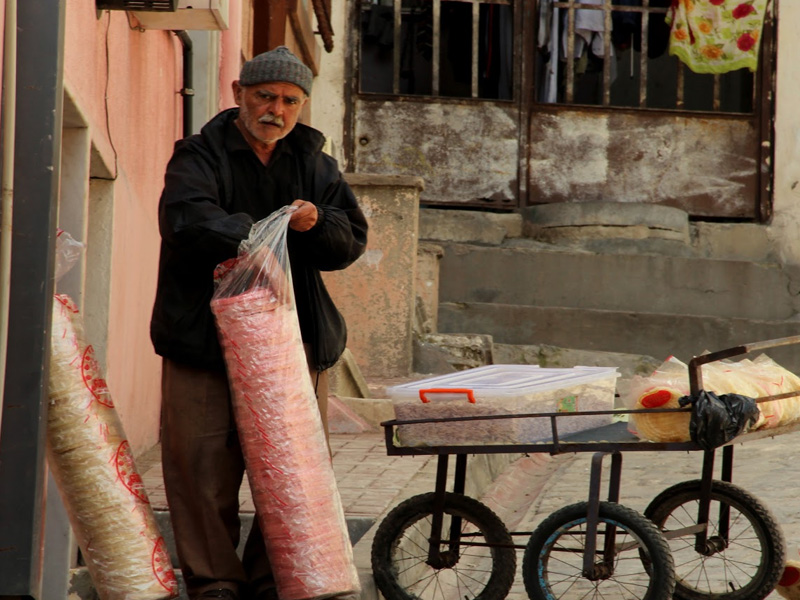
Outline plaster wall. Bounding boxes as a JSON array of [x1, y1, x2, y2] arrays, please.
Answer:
[[769, 1, 800, 267], [62, 4, 183, 453], [219, 0, 242, 111], [309, 0, 348, 166], [323, 175, 424, 379], [0, 2, 4, 81]]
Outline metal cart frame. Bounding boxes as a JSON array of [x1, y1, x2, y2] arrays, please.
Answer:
[[375, 335, 800, 600]]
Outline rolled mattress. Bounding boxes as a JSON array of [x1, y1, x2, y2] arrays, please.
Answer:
[[211, 286, 359, 600], [48, 294, 177, 600]]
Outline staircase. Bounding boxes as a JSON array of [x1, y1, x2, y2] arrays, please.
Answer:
[[421, 203, 800, 375]]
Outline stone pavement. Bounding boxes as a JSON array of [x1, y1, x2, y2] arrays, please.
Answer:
[[492, 426, 800, 600], [139, 423, 800, 600], [139, 429, 524, 598], [140, 431, 444, 597]]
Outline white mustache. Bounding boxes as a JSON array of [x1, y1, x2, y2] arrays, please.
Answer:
[[258, 114, 284, 127]]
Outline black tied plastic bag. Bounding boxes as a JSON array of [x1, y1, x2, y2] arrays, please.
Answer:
[[678, 391, 759, 450]]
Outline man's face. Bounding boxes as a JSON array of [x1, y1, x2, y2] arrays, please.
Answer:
[[232, 81, 308, 148]]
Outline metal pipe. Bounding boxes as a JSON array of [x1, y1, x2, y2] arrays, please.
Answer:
[[176, 30, 194, 138], [0, 0, 18, 435]]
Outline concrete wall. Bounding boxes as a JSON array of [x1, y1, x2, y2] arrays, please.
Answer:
[[323, 175, 424, 378], [309, 1, 348, 166], [769, 2, 800, 267]]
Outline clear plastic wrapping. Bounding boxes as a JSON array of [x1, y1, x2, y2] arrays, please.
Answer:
[[211, 206, 360, 600], [776, 559, 800, 599], [625, 354, 800, 442], [623, 356, 691, 442], [54, 228, 84, 281], [48, 294, 178, 600]]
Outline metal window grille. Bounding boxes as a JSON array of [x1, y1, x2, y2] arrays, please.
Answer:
[[539, 0, 762, 113], [359, 0, 513, 100]]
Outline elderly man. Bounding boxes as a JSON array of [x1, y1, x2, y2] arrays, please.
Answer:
[[150, 46, 367, 600]]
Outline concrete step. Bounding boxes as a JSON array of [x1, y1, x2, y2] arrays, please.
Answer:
[[491, 342, 662, 380], [437, 242, 800, 322], [438, 301, 800, 373]]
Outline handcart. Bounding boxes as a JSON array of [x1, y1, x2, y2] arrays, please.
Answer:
[[372, 335, 800, 600]]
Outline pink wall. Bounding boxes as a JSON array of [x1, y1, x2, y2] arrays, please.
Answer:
[[219, 0, 242, 110], [0, 2, 4, 90], [64, 4, 184, 453]]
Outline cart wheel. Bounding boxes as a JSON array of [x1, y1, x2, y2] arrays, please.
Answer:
[[523, 501, 675, 600], [371, 492, 516, 600], [644, 479, 785, 600]]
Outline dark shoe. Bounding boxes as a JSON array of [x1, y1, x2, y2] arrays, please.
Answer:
[[195, 589, 239, 600]]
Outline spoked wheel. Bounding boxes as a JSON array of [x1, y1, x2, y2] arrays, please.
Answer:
[[523, 501, 675, 600], [645, 479, 785, 600], [371, 492, 516, 600]]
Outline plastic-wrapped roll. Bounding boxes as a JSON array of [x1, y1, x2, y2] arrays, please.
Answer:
[[776, 559, 800, 599], [47, 295, 177, 600], [703, 360, 783, 429], [630, 386, 692, 443], [212, 287, 360, 600], [627, 354, 800, 442], [625, 356, 692, 442]]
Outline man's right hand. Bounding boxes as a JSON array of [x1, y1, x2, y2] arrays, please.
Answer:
[[288, 199, 318, 232]]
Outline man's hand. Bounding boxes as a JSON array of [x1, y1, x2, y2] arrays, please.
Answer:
[[288, 199, 318, 232]]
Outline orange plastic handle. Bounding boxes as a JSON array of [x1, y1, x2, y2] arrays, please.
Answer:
[[419, 388, 476, 403]]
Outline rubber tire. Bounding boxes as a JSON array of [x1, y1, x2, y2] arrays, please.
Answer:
[[523, 501, 675, 600], [645, 479, 785, 600], [371, 492, 516, 600]]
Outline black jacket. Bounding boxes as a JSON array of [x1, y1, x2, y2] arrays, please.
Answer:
[[150, 108, 367, 371]]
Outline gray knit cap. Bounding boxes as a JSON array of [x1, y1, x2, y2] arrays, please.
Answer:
[[238, 46, 313, 96]]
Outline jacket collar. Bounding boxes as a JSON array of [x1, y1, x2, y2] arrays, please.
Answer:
[[200, 107, 325, 159]]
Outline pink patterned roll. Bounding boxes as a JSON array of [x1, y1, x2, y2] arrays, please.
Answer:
[[47, 295, 178, 600], [211, 287, 360, 600]]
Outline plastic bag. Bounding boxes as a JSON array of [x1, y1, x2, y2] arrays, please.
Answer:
[[776, 559, 800, 599], [625, 353, 800, 442], [703, 358, 783, 429], [210, 206, 360, 600], [678, 390, 759, 450], [623, 356, 692, 442], [55, 228, 83, 282], [48, 295, 178, 600]]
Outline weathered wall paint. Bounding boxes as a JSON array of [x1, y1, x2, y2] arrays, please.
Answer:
[[323, 175, 424, 378], [769, 1, 800, 267], [309, 0, 348, 166], [354, 99, 520, 205], [528, 109, 759, 217]]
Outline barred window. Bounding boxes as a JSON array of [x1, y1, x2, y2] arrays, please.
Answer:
[[536, 0, 762, 113], [359, 0, 514, 99]]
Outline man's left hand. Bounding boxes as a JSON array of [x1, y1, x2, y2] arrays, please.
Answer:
[[288, 199, 318, 232]]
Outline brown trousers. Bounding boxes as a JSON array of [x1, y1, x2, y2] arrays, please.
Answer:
[[160, 349, 329, 599]]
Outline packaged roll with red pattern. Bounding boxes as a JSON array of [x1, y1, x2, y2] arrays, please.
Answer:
[[211, 206, 360, 600], [625, 354, 800, 442], [47, 294, 177, 600]]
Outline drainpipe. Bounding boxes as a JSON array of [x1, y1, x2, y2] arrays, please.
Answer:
[[0, 0, 18, 431], [175, 30, 193, 138]]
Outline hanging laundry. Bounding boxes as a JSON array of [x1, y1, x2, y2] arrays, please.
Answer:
[[562, 0, 610, 65], [666, 0, 770, 74]]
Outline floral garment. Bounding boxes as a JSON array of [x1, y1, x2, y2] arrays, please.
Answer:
[[666, 0, 770, 74]]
